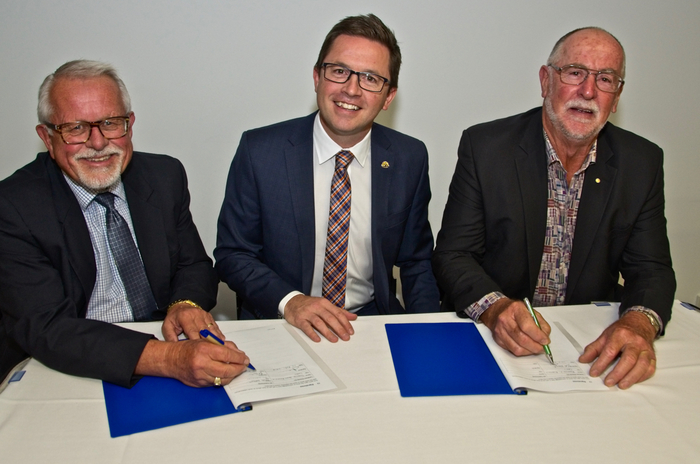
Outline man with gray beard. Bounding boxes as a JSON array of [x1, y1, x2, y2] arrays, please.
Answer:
[[432, 27, 675, 389], [0, 60, 250, 387]]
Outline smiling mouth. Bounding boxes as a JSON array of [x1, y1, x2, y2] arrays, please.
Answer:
[[86, 155, 112, 161], [75, 151, 121, 165], [335, 101, 359, 111], [80, 154, 114, 163]]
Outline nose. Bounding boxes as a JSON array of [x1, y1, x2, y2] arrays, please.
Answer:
[[579, 73, 597, 100], [342, 71, 363, 96], [86, 125, 108, 150]]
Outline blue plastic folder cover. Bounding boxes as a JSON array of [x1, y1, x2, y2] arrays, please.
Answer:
[[103, 376, 245, 437], [385, 322, 517, 397]]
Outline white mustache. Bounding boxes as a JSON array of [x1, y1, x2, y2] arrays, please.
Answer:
[[565, 100, 599, 114]]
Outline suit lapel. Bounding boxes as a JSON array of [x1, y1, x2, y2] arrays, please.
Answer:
[[285, 116, 316, 293], [47, 158, 96, 314], [566, 129, 617, 300], [370, 126, 394, 310], [516, 112, 549, 295], [121, 160, 169, 308]]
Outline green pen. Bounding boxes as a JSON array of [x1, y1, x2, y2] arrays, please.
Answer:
[[523, 297, 555, 364]]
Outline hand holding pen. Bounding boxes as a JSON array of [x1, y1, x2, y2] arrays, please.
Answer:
[[523, 298, 555, 364], [480, 297, 553, 360], [200, 330, 256, 378]]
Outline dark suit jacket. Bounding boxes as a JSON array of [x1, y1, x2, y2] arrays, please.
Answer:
[[0, 152, 218, 386], [214, 113, 440, 318], [432, 107, 675, 327]]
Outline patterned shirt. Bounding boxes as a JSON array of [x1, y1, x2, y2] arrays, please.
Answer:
[[532, 131, 595, 306], [65, 175, 139, 323], [465, 132, 662, 335]]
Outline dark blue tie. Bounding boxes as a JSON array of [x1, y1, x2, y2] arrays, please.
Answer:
[[93, 192, 157, 321]]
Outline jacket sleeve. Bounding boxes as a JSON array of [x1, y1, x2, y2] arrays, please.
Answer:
[[0, 192, 152, 387], [397, 142, 440, 313], [214, 132, 299, 318], [616, 146, 676, 328], [432, 129, 506, 312]]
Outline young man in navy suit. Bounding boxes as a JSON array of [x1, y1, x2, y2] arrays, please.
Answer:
[[215, 14, 440, 343]]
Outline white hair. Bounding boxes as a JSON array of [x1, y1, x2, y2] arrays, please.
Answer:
[[37, 60, 131, 123]]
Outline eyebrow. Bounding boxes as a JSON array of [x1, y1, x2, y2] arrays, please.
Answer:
[[333, 62, 385, 76], [567, 63, 620, 74]]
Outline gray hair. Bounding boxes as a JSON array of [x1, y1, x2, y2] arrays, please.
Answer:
[[547, 27, 626, 78], [37, 60, 131, 123]]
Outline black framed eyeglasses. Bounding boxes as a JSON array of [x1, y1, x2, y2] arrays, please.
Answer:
[[321, 63, 390, 93], [44, 116, 131, 145], [548, 64, 624, 93]]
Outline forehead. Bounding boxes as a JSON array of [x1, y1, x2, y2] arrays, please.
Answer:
[[557, 30, 624, 73], [50, 76, 125, 122], [324, 34, 391, 75]]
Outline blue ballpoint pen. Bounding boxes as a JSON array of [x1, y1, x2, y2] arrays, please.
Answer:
[[199, 329, 256, 371], [523, 298, 555, 364]]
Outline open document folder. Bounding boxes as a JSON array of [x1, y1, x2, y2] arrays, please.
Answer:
[[103, 324, 340, 437], [222, 324, 342, 409], [385, 322, 609, 397]]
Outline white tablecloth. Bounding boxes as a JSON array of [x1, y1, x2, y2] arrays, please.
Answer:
[[1, 301, 699, 463]]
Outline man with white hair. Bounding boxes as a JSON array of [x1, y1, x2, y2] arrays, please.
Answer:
[[0, 60, 250, 387], [433, 27, 675, 389]]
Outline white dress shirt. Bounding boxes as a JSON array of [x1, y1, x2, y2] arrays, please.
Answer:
[[279, 113, 374, 314]]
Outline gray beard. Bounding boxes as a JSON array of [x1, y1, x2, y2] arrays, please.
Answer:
[[543, 96, 604, 142], [73, 148, 124, 191]]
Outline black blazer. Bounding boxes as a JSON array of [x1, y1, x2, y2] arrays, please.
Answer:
[[214, 113, 440, 319], [0, 152, 217, 386], [432, 108, 675, 326]]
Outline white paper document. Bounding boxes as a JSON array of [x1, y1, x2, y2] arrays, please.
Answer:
[[222, 325, 339, 408], [475, 322, 610, 393]]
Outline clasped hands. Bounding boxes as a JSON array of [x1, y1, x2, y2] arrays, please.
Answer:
[[135, 303, 250, 387], [480, 298, 657, 389]]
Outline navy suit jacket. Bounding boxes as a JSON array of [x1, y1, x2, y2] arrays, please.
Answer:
[[432, 108, 675, 327], [0, 152, 218, 386], [215, 113, 440, 318]]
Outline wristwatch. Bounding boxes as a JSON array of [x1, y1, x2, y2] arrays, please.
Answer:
[[631, 308, 661, 337]]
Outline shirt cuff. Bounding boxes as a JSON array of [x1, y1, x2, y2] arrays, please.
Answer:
[[464, 292, 506, 321], [623, 306, 663, 337], [278, 291, 303, 317]]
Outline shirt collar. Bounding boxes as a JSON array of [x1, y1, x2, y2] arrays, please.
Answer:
[[63, 173, 126, 211], [543, 130, 597, 174], [313, 113, 371, 167]]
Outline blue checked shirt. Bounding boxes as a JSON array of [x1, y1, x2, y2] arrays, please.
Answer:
[[65, 175, 140, 323]]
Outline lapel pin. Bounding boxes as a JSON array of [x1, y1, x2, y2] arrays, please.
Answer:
[[595, 178, 601, 183], [381, 161, 390, 168]]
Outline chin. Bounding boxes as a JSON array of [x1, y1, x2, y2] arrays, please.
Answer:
[[545, 99, 603, 142], [561, 119, 605, 141], [75, 169, 122, 191]]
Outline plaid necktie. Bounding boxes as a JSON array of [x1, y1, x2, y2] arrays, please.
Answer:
[[93, 193, 157, 321], [322, 150, 354, 309]]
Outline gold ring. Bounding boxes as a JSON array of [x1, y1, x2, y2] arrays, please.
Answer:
[[207, 323, 214, 327], [214, 377, 221, 387]]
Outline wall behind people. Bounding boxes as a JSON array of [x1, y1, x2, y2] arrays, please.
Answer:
[[1, 1, 698, 310]]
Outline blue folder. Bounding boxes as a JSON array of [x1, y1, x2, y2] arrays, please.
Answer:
[[385, 322, 520, 397], [103, 376, 249, 437]]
